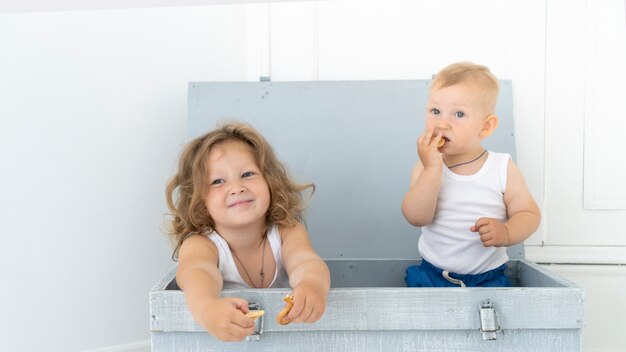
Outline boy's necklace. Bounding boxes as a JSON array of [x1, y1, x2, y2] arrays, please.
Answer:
[[445, 149, 488, 169], [230, 236, 267, 288]]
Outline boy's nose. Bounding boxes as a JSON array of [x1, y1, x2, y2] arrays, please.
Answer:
[[437, 121, 451, 130]]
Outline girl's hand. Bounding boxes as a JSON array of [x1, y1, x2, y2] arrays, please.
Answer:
[[197, 297, 257, 341], [285, 283, 327, 324], [280, 222, 330, 324], [470, 217, 511, 247], [417, 128, 444, 169]]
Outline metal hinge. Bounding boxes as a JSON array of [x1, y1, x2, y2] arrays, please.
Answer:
[[479, 299, 500, 341], [246, 302, 264, 341]]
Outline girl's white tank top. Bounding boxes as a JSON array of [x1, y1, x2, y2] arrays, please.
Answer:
[[207, 225, 290, 289]]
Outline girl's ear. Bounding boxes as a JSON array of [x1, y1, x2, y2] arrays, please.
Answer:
[[479, 114, 499, 139]]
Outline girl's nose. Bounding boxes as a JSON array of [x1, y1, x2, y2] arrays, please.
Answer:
[[230, 185, 246, 195]]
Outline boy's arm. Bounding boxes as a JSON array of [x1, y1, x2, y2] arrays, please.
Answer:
[[472, 160, 541, 247], [402, 161, 442, 226], [280, 222, 330, 324], [176, 235, 255, 341], [402, 130, 445, 226]]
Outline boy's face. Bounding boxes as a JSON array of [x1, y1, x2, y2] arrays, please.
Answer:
[[203, 140, 270, 234], [425, 82, 493, 155]]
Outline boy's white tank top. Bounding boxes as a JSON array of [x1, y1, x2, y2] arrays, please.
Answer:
[[207, 225, 290, 289], [418, 151, 510, 275]]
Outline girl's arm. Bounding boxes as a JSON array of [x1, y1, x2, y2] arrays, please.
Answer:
[[402, 130, 444, 226], [471, 160, 541, 247], [280, 222, 330, 324], [176, 235, 256, 341]]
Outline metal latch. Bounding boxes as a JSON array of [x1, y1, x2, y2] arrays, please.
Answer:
[[479, 299, 500, 341], [246, 302, 264, 341]]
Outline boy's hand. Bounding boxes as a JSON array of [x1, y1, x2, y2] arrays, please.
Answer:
[[285, 283, 327, 324], [197, 297, 256, 342], [417, 128, 444, 169], [470, 217, 511, 247]]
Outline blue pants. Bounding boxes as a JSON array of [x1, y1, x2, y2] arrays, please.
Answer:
[[405, 259, 512, 287]]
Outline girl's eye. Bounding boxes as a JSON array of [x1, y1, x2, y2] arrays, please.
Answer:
[[455, 111, 465, 118], [430, 108, 440, 115], [210, 179, 224, 186], [242, 171, 254, 178]]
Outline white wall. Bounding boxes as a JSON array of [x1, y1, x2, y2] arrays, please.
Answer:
[[1, 1, 625, 351], [542, 264, 626, 352], [0, 5, 249, 352]]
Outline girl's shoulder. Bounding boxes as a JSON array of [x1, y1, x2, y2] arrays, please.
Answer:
[[276, 222, 307, 242], [178, 232, 219, 261], [183, 231, 215, 244]]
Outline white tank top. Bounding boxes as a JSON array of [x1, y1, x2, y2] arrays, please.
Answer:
[[207, 225, 290, 289], [418, 151, 510, 275]]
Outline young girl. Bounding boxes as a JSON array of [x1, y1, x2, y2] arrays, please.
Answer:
[[166, 121, 330, 341]]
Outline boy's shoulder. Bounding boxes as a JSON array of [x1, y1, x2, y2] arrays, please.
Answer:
[[488, 150, 511, 160], [487, 150, 512, 169]]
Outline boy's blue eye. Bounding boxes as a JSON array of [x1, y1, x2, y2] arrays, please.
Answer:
[[455, 111, 465, 118], [430, 108, 440, 115]]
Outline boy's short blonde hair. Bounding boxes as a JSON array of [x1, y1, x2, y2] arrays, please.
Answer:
[[431, 61, 500, 113], [165, 121, 314, 259]]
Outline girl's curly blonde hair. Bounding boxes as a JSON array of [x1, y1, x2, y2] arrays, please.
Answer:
[[165, 121, 314, 259]]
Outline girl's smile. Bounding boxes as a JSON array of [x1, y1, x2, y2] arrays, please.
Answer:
[[204, 140, 271, 233], [228, 198, 254, 208]]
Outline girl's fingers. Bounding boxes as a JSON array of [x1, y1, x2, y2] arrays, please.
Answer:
[[295, 302, 315, 323], [288, 295, 305, 321], [225, 323, 255, 341], [233, 314, 255, 329], [229, 297, 250, 312]]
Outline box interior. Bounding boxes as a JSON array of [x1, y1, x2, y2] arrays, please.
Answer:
[[164, 259, 567, 290]]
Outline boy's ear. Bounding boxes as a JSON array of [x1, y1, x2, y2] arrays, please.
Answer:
[[479, 114, 499, 139]]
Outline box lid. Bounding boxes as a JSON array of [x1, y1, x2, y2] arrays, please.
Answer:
[[188, 80, 523, 260]]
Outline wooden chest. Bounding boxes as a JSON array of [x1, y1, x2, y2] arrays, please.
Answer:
[[150, 80, 585, 351], [151, 258, 584, 351]]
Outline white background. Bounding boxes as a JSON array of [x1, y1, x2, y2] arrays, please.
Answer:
[[1, 1, 625, 351]]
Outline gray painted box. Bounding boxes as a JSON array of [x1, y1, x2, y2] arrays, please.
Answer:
[[150, 80, 585, 351], [151, 259, 584, 351]]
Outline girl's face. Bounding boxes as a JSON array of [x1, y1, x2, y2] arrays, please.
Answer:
[[425, 82, 490, 157], [204, 140, 270, 234]]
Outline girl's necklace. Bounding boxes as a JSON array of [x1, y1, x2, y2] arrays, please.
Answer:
[[446, 149, 488, 169], [230, 236, 267, 288]]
